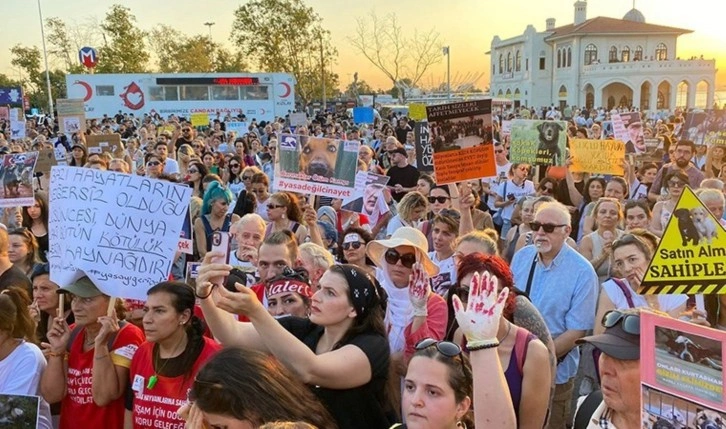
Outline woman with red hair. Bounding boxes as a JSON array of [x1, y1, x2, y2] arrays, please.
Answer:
[[446, 252, 552, 429]]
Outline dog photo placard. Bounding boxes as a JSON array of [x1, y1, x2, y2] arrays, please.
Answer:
[[639, 186, 726, 295], [509, 119, 568, 166], [0, 152, 38, 208]]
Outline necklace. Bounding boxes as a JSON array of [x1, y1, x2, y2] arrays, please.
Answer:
[[498, 321, 513, 343], [147, 333, 187, 390]]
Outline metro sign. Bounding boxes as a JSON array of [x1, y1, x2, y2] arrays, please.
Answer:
[[78, 47, 98, 69]]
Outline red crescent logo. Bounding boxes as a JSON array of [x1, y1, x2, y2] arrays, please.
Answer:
[[279, 82, 291, 98], [74, 80, 92, 102]]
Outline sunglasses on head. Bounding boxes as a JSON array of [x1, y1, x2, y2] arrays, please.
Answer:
[[428, 196, 450, 204], [529, 221, 567, 233], [602, 310, 640, 335], [384, 248, 416, 268], [415, 338, 467, 375], [343, 241, 363, 250]]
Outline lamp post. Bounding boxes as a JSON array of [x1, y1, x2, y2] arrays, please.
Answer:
[[204, 22, 215, 39], [37, 0, 54, 118], [443, 46, 451, 100]]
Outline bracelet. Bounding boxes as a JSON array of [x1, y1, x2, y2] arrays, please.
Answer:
[[467, 341, 500, 351], [412, 309, 428, 317], [95, 353, 110, 361], [48, 351, 67, 359], [195, 283, 216, 300]]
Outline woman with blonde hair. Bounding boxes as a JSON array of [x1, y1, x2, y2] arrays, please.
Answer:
[[578, 197, 625, 282], [386, 191, 428, 237], [265, 192, 308, 244], [176, 144, 196, 177]]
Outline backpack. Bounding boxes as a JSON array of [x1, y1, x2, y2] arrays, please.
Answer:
[[573, 389, 603, 429]]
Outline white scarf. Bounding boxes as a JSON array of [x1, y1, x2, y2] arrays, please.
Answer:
[[377, 266, 413, 354]]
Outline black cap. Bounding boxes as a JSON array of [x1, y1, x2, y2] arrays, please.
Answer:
[[577, 318, 640, 360]]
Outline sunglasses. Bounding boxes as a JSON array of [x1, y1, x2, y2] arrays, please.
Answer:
[[267, 204, 285, 210], [428, 196, 450, 204], [242, 175, 253, 180], [602, 310, 640, 335], [342, 241, 363, 250], [529, 221, 567, 233], [229, 163, 240, 168], [188, 169, 199, 174], [414, 338, 467, 376], [384, 248, 416, 269], [146, 161, 161, 167], [667, 180, 685, 188]]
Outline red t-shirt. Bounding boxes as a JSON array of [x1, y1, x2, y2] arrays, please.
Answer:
[[129, 337, 220, 429], [60, 323, 145, 429]]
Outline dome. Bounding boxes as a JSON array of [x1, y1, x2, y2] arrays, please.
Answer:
[[623, 8, 645, 23]]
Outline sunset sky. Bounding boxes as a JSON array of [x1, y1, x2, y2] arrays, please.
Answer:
[[3, 0, 725, 94]]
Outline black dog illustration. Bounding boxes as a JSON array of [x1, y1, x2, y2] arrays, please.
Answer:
[[672, 208, 700, 246], [536, 121, 564, 165]]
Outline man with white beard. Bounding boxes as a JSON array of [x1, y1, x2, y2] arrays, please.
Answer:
[[510, 201, 598, 429]]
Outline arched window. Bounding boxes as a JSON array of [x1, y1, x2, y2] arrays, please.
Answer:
[[655, 43, 667, 61], [609, 46, 618, 62], [499, 54, 503, 74], [621, 46, 630, 62], [507, 52, 512, 72], [557, 50, 562, 68], [567, 47, 572, 67], [634, 46, 643, 61], [515, 50, 521, 71], [584, 44, 597, 65]]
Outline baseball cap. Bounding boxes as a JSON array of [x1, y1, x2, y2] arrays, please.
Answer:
[[577, 310, 640, 360], [57, 276, 104, 298]]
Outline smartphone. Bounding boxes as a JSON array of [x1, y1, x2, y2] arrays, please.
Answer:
[[210, 231, 231, 287]]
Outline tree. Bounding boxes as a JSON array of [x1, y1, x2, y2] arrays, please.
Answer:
[[349, 12, 442, 101], [10, 44, 66, 110], [96, 4, 149, 73], [345, 79, 373, 98], [230, 0, 339, 106], [148, 25, 248, 73], [45, 16, 101, 74]]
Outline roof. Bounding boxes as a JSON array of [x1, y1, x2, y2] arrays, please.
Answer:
[[545, 16, 692, 41]]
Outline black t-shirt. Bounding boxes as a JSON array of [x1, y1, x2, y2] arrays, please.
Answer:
[[175, 137, 194, 152], [278, 317, 392, 429], [0, 265, 32, 295], [386, 164, 420, 202]]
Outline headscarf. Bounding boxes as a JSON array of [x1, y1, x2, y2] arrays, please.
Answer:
[[331, 264, 385, 321]]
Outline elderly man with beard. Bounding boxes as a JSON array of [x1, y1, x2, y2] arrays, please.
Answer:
[[648, 139, 704, 203], [510, 201, 599, 429]]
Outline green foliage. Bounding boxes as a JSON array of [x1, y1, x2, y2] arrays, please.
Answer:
[[230, 0, 338, 104], [148, 25, 248, 73], [95, 4, 149, 73]]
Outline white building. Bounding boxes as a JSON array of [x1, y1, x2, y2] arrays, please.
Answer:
[[488, 1, 716, 111]]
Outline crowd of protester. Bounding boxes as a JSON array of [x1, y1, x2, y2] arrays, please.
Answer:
[[0, 102, 724, 429]]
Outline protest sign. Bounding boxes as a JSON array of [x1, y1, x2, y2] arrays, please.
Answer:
[[86, 133, 122, 155], [273, 134, 359, 199], [641, 311, 726, 425], [426, 100, 496, 184], [9, 119, 25, 139], [681, 110, 726, 145], [56, 99, 86, 135], [157, 124, 175, 136], [0, 152, 38, 207], [569, 138, 625, 175], [191, 112, 209, 127], [225, 121, 249, 137], [353, 107, 374, 124], [178, 207, 193, 255], [0, 394, 41, 428], [501, 120, 512, 138], [509, 119, 568, 166], [0, 106, 8, 122], [408, 103, 427, 121], [639, 186, 726, 295], [289, 112, 307, 127], [414, 121, 434, 173], [342, 171, 390, 215], [611, 113, 627, 142], [47, 166, 192, 300], [618, 112, 645, 154]]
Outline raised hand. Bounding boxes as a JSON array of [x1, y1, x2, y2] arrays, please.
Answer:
[[46, 315, 71, 354], [408, 263, 430, 317], [95, 308, 120, 347], [215, 280, 264, 318], [451, 271, 509, 348]]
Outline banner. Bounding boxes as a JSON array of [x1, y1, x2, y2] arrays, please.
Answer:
[[408, 103, 427, 121], [56, 99, 86, 135], [0, 87, 23, 106], [681, 110, 726, 145], [353, 107, 374, 124], [569, 138, 625, 175], [414, 121, 434, 173], [641, 312, 726, 427], [289, 112, 307, 127], [273, 134, 359, 199], [639, 186, 726, 294], [426, 99, 496, 184], [0, 152, 38, 207], [48, 166, 192, 300], [191, 112, 209, 127], [509, 119, 568, 166], [86, 134, 122, 155]]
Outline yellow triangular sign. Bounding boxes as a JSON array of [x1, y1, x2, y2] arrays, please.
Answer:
[[640, 186, 726, 294]]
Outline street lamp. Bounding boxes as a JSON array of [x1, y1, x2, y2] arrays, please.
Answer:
[[37, 0, 54, 118], [443, 46, 451, 100], [204, 22, 215, 39]]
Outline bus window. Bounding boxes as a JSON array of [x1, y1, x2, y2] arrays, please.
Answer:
[[149, 86, 164, 101], [180, 86, 209, 101], [164, 86, 179, 101], [243, 85, 269, 100], [212, 86, 240, 100]]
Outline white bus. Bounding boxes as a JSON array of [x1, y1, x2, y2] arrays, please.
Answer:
[[65, 72, 296, 122]]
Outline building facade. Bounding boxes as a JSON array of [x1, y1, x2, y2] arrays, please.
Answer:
[[488, 1, 716, 111]]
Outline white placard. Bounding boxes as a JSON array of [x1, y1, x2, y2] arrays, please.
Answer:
[[226, 121, 249, 137]]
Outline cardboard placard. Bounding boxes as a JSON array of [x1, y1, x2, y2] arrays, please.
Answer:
[[86, 133, 122, 155], [509, 119, 568, 166], [408, 103, 427, 121], [569, 138, 625, 175], [0, 152, 38, 207]]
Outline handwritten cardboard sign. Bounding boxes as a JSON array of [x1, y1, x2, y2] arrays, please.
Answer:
[[86, 134, 122, 155], [47, 166, 192, 300], [569, 138, 625, 175]]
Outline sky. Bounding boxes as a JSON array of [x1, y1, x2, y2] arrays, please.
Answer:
[[3, 0, 726, 94]]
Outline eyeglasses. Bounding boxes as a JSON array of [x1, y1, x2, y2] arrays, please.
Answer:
[[540, 186, 553, 194], [146, 161, 161, 167], [518, 166, 530, 172], [428, 196, 450, 204], [529, 222, 567, 233], [414, 338, 467, 378], [667, 180, 685, 188], [602, 310, 640, 335], [343, 241, 363, 250], [242, 175, 253, 180], [267, 204, 285, 210], [384, 248, 416, 268]]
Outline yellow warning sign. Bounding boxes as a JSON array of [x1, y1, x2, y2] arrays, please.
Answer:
[[640, 186, 726, 294]]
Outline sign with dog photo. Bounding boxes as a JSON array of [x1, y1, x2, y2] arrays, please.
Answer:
[[0, 152, 38, 208], [274, 134, 359, 199], [0, 393, 43, 428], [426, 99, 496, 184], [641, 312, 726, 426], [509, 119, 568, 166], [639, 186, 726, 295]]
